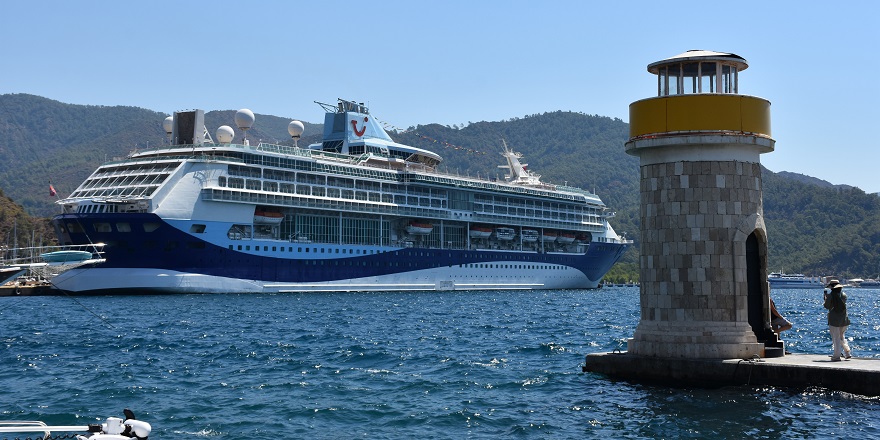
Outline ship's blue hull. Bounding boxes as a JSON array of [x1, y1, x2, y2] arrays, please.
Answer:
[[51, 213, 628, 294]]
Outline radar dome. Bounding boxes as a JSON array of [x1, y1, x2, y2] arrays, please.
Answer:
[[216, 125, 235, 143], [162, 116, 173, 134], [288, 120, 304, 138], [234, 109, 255, 131]]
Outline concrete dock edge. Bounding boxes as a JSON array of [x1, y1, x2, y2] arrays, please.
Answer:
[[583, 352, 880, 396]]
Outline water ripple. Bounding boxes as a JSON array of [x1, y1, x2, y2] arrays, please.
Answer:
[[1, 288, 879, 437]]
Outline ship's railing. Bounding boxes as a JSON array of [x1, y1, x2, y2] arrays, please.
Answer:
[[129, 142, 365, 164], [405, 173, 597, 203], [555, 184, 601, 199], [103, 153, 246, 167]]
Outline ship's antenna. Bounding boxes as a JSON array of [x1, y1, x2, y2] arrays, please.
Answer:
[[163, 116, 173, 144], [235, 109, 255, 146], [288, 120, 304, 148]]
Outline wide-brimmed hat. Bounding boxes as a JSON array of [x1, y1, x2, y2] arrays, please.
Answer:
[[826, 279, 842, 289]]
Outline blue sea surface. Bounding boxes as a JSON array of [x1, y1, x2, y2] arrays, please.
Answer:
[[1, 288, 879, 438]]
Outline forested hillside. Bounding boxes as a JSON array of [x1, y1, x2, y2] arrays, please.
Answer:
[[2, 93, 879, 279], [0, 188, 53, 250], [762, 171, 880, 278]]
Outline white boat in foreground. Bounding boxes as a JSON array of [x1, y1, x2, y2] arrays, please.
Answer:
[[0, 409, 150, 439]]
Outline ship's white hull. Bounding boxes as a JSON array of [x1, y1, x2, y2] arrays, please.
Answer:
[[52, 264, 600, 294]]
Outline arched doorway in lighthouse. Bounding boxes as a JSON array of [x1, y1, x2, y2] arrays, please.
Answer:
[[746, 230, 773, 343]]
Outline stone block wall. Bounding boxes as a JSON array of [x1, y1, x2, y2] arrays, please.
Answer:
[[628, 159, 765, 358]]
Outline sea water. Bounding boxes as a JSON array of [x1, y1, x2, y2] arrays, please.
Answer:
[[1, 288, 878, 438]]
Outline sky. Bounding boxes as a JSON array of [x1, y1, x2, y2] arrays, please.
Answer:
[[2, 1, 879, 193]]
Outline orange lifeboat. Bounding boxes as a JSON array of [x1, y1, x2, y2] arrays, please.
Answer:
[[469, 225, 492, 238], [254, 210, 284, 224]]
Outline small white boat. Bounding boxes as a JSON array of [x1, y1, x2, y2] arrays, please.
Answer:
[[494, 227, 516, 241], [0, 409, 150, 439], [40, 250, 93, 263], [767, 272, 823, 289], [521, 229, 539, 242], [405, 222, 433, 235], [469, 226, 492, 239]]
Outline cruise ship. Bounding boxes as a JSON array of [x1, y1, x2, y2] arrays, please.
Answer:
[[50, 99, 630, 294]]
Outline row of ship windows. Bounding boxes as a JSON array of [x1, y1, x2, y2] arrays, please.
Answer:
[[236, 153, 400, 183], [225, 244, 572, 269], [107, 237, 590, 265], [232, 165, 422, 194], [71, 185, 159, 199], [77, 204, 121, 213], [226, 168, 594, 214], [219, 178, 592, 219], [222, 176, 447, 207], [80, 173, 170, 190], [230, 244, 376, 254], [222, 253, 570, 270], [64, 222, 161, 234], [409, 173, 584, 202], [230, 159, 581, 203]]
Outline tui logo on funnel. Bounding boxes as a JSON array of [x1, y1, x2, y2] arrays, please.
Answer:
[[351, 117, 368, 137]]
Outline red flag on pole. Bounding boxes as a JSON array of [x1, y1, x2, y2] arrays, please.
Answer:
[[49, 183, 56, 197]]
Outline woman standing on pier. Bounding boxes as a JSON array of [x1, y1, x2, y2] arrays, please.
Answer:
[[823, 279, 852, 361]]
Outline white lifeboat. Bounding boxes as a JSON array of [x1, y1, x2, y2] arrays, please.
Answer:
[[521, 229, 539, 242], [494, 227, 516, 241], [406, 222, 433, 235], [557, 232, 576, 244]]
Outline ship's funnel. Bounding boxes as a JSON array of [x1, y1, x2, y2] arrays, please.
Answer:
[[170, 110, 206, 145]]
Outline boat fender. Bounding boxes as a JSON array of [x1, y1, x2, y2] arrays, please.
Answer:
[[15, 286, 21, 295]]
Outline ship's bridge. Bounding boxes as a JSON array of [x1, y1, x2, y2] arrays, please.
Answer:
[[628, 50, 773, 146]]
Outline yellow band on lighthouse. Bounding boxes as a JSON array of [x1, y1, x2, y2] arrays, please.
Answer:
[[629, 94, 771, 139]]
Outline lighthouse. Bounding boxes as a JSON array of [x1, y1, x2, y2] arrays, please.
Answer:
[[624, 50, 778, 359]]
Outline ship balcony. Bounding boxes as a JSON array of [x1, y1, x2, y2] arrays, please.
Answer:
[[202, 188, 604, 232], [628, 94, 772, 141]]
